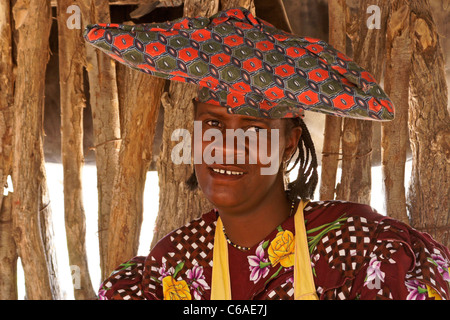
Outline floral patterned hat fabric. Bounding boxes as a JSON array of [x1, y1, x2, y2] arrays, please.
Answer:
[[84, 8, 394, 121]]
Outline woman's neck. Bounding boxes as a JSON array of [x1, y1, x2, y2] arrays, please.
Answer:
[[216, 184, 293, 249]]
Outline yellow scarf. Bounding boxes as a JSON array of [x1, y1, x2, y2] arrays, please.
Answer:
[[211, 200, 318, 300]]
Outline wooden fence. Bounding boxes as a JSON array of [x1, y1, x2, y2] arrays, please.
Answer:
[[0, 0, 448, 300]]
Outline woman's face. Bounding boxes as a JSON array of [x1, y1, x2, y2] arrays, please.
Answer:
[[193, 102, 301, 212]]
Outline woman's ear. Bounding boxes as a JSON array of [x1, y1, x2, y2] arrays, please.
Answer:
[[284, 125, 302, 161]]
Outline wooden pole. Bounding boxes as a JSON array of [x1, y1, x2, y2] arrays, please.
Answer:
[[407, 0, 449, 248], [381, 0, 411, 224], [337, 119, 373, 203], [219, 0, 255, 13], [337, 0, 389, 205], [0, 0, 15, 194], [11, 0, 62, 299], [0, 195, 17, 300], [151, 0, 258, 247], [0, 0, 17, 300], [254, 0, 292, 33], [105, 62, 165, 276], [151, 82, 213, 247], [79, 0, 122, 281], [56, 0, 96, 299], [152, 0, 252, 247], [319, 0, 345, 201]]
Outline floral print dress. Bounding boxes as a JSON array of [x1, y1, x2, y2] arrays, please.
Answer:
[[98, 201, 450, 300]]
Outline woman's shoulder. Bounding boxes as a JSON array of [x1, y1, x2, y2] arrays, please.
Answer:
[[98, 255, 148, 300], [304, 199, 383, 223], [98, 210, 218, 300], [304, 199, 449, 254], [305, 200, 450, 300], [150, 209, 218, 257]]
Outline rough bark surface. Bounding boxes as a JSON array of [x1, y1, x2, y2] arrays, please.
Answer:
[[152, 82, 212, 248], [337, 0, 389, 205], [11, 0, 61, 299], [0, 0, 17, 300], [0, 195, 17, 300], [407, 0, 449, 248], [319, 0, 345, 201], [79, 0, 122, 280], [0, 0, 14, 195], [382, 1, 411, 224], [150, 1, 219, 248], [337, 118, 373, 203], [151, 0, 256, 248], [37, 156, 62, 299], [254, 0, 292, 33], [106, 63, 165, 275], [57, 0, 96, 299], [219, 0, 255, 13]]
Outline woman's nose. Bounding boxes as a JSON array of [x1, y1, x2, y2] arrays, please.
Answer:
[[219, 129, 258, 165]]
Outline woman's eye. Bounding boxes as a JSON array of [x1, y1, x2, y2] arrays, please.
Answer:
[[206, 120, 221, 128], [246, 126, 263, 133]]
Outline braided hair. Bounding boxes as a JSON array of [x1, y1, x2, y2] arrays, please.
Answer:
[[186, 117, 319, 202], [284, 117, 319, 202]]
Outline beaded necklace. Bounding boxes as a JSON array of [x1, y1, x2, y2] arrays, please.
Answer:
[[222, 200, 297, 251]]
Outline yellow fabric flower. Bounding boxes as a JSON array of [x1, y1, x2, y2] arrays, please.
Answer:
[[162, 276, 192, 300], [426, 284, 442, 300], [268, 230, 295, 268]]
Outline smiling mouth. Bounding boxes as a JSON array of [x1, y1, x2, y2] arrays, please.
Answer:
[[211, 168, 245, 176], [208, 164, 247, 179]]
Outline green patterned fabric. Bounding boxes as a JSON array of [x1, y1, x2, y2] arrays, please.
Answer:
[[84, 8, 394, 121]]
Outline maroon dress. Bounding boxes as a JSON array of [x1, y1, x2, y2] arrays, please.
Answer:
[[98, 200, 450, 300]]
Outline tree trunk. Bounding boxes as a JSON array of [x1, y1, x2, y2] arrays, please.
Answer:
[[337, 119, 373, 204], [11, 0, 61, 299], [381, 1, 411, 224], [254, 0, 292, 33], [319, 0, 345, 201], [407, 0, 449, 248], [152, 82, 212, 247], [338, 0, 389, 205], [0, 0, 15, 194], [105, 63, 165, 275], [0, 0, 17, 300], [56, 0, 96, 299], [79, 0, 122, 281], [0, 194, 17, 300], [151, 1, 221, 248], [37, 154, 62, 299], [219, 0, 255, 13], [151, 0, 256, 248]]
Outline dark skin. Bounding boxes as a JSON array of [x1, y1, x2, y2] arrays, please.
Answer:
[[194, 102, 302, 249]]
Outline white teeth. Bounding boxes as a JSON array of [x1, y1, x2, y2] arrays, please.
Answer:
[[212, 168, 244, 176]]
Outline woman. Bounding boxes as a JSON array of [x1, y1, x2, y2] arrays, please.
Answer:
[[85, 8, 450, 300]]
